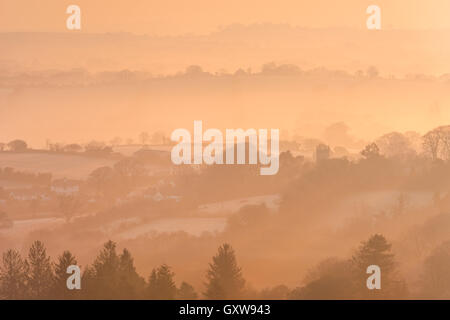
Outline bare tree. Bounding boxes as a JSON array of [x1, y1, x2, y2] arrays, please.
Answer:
[[361, 142, 380, 159], [438, 126, 450, 160], [423, 127, 443, 160]]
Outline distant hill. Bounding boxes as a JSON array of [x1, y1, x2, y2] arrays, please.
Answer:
[[1, 25, 450, 75]]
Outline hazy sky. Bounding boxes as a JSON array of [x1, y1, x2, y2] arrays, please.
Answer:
[[1, 0, 450, 35]]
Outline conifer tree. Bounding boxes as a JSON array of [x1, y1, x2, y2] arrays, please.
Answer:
[[52, 250, 78, 299], [204, 243, 245, 299], [117, 248, 146, 299], [84, 240, 120, 299], [0, 249, 28, 299], [351, 234, 407, 298], [177, 281, 198, 299], [147, 264, 177, 299], [27, 241, 54, 299]]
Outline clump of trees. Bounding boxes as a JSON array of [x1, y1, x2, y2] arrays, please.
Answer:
[[0, 240, 199, 300], [289, 234, 407, 299], [7, 140, 27, 152], [0, 240, 250, 300], [375, 132, 416, 158], [87, 157, 150, 200], [0, 241, 55, 299], [0, 140, 28, 152]]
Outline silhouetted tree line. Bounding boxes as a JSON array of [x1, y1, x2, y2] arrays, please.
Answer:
[[3, 234, 439, 300], [0, 241, 246, 300]]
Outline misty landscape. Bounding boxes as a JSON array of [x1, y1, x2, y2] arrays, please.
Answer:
[[2, 1, 450, 300]]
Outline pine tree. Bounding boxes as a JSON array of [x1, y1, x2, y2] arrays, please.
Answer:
[[289, 258, 354, 299], [147, 264, 177, 299], [351, 234, 407, 298], [419, 241, 450, 298], [117, 248, 146, 299], [26, 240, 54, 299], [80, 265, 96, 299], [0, 249, 28, 299], [84, 240, 120, 299], [52, 251, 78, 299], [177, 281, 198, 299], [204, 243, 245, 299], [82, 241, 145, 299]]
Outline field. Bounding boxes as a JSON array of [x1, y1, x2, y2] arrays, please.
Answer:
[[0, 152, 116, 179]]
